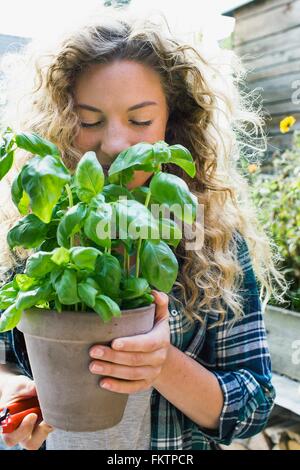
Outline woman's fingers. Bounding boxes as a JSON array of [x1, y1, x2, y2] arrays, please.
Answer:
[[110, 317, 170, 353], [1, 376, 37, 407], [90, 360, 160, 381], [88, 290, 170, 394], [20, 418, 54, 451], [99, 378, 153, 394], [2, 413, 38, 448], [108, 290, 169, 353], [89, 346, 167, 367], [2, 413, 53, 450], [151, 290, 170, 322]]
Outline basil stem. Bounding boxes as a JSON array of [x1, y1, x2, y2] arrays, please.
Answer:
[[135, 189, 151, 277]]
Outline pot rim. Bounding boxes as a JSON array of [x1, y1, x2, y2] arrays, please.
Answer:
[[23, 301, 156, 317]]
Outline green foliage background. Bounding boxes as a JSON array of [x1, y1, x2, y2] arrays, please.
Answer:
[[251, 132, 300, 312]]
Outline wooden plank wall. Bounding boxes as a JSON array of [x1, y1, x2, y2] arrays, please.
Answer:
[[233, 0, 300, 157]]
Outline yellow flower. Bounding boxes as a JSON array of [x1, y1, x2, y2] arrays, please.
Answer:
[[280, 116, 296, 134], [248, 163, 258, 174]]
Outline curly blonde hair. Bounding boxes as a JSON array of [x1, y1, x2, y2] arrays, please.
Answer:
[[0, 4, 286, 326]]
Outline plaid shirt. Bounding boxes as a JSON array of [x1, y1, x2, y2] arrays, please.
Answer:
[[0, 235, 275, 450]]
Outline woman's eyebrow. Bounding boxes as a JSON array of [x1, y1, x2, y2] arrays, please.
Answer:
[[75, 101, 158, 113]]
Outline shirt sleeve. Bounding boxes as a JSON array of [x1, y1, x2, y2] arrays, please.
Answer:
[[0, 263, 33, 378], [0, 330, 19, 366], [197, 235, 276, 446]]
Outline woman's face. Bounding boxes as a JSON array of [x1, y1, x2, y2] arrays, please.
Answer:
[[73, 59, 169, 189]]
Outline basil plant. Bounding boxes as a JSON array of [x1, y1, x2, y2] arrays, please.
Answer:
[[0, 128, 197, 331]]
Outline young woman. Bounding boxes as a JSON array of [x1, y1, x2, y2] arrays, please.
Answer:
[[0, 6, 285, 450]]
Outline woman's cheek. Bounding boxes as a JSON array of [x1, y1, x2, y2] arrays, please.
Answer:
[[73, 130, 98, 153], [127, 170, 153, 190]]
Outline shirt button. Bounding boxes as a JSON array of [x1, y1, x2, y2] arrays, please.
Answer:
[[170, 309, 178, 317]]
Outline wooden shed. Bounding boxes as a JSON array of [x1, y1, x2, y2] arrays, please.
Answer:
[[224, 0, 300, 157]]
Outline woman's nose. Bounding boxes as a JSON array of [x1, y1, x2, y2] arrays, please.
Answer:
[[99, 125, 132, 162]]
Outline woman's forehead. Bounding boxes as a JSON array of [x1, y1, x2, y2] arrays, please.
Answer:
[[74, 60, 167, 108]]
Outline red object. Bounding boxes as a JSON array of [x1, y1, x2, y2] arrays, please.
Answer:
[[0, 396, 43, 433]]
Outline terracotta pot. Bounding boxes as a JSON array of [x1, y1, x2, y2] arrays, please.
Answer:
[[17, 303, 155, 432]]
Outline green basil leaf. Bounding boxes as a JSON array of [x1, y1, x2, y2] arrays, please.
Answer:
[[84, 203, 113, 248], [131, 186, 150, 204], [89, 193, 105, 211], [70, 247, 102, 271], [152, 141, 172, 165], [150, 171, 198, 224], [0, 282, 18, 310], [169, 144, 196, 177], [85, 277, 101, 290], [13, 274, 37, 291], [54, 296, 62, 313], [15, 282, 53, 311], [0, 150, 14, 180], [11, 173, 31, 216], [57, 203, 88, 248], [108, 166, 135, 186], [140, 239, 178, 293], [50, 267, 63, 287], [20, 155, 71, 223], [121, 293, 154, 309], [75, 151, 104, 203], [115, 199, 159, 240], [78, 281, 98, 308], [51, 247, 70, 266], [0, 129, 15, 157], [108, 143, 154, 182], [52, 269, 79, 305], [25, 251, 55, 278], [121, 277, 150, 300], [102, 184, 133, 203], [0, 304, 22, 332], [94, 294, 121, 323], [15, 132, 60, 157], [158, 217, 182, 247], [7, 214, 48, 249], [35, 300, 50, 309], [94, 253, 121, 299], [38, 238, 58, 252]]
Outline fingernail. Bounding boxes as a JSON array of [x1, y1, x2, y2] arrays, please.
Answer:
[[113, 340, 123, 350], [101, 382, 111, 390], [94, 347, 104, 357], [92, 364, 103, 373], [29, 414, 38, 423]]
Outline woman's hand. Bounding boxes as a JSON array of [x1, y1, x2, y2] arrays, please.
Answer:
[[0, 374, 53, 450], [89, 290, 170, 394]]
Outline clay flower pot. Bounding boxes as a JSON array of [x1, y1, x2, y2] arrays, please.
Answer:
[[17, 303, 155, 432]]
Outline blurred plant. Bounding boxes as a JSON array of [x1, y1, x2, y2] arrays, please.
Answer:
[[280, 116, 296, 134], [250, 131, 300, 311], [247, 163, 258, 174], [219, 33, 234, 50]]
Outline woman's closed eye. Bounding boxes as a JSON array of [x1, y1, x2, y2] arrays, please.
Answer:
[[80, 120, 153, 128]]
